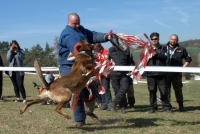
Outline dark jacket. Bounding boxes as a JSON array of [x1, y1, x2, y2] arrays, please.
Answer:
[[108, 46, 134, 74], [166, 42, 192, 66], [7, 49, 25, 77], [0, 56, 3, 67], [108, 46, 134, 65], [0, 55, 3, 74], [146, 44, 167, 76], [58, 25, 108, 65]]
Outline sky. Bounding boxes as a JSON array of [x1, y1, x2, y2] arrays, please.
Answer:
[[0, 0, 200, 50]]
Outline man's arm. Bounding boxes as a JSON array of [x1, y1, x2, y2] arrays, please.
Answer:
[[183, 47, 192, 67]]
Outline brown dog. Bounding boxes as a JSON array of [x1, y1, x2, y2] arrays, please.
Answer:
[[20, 40, 101, 119]]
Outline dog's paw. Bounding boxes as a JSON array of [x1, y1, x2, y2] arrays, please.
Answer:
[[20, 110, 24, 114], [65, 116, 71, 119]]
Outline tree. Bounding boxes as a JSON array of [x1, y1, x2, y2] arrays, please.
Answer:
[[0, 41, 9, 66], [53, 36, 59, 66], [40, 42, 57, 66], [24, 44, 44, 67]]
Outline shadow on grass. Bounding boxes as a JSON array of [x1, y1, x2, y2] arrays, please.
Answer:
[[126, 105, 149, 113], [69, 118, 159, 131], [166, 119, 200, 126], [2, 95, 33, 102], [70, 117, 200, 131], [171, 105, 200, 113]]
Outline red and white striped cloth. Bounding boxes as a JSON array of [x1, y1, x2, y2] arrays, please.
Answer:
[[109, 30, 154, 84], [83, 30, 154, 95], [83, 53, 115, 94]]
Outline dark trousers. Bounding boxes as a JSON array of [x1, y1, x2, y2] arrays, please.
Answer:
[[127, 78, 135, 107], [10, 71, 26, 99], [111, 73, 129, 108], [0, 71, 2, 97], [147, 75, 172, 110], [96, 78, 112, 108], [166, 72, 183, 103]]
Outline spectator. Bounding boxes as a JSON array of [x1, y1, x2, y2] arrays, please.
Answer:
[[108, 45, 134, 114], [7, 40, 26, 103], [146, 32, 172, 113], [166, 34, 192, 112], [45, 71, 55, 84], [93, 43, 112, 110], [58, 13, 111, 127], [0, 55, 4, 102]]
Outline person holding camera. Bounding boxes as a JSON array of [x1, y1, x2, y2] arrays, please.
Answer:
[[7, 40, 27, 103]]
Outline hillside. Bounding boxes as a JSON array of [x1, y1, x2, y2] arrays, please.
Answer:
[[131, 39, 200, 65], [179, 39, 200, 48]]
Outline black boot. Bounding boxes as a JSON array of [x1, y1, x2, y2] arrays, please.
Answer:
[[178, 102, 185, 112], [121, 107, 126, 114], [128, 97, 135, 109], [109, 102, 116, 112]]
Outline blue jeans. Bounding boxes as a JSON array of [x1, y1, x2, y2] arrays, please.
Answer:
[[59, 65, 95, 122], [101, 78, 112, 108]]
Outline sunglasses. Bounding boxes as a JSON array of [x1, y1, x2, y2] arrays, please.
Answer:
[[151, 38, 158, 41]]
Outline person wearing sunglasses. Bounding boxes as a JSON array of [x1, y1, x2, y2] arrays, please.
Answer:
[[165, 34, 192, 112], [146, 32, 172, 113]]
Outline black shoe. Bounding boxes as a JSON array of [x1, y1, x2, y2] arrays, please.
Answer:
[[178, 103, 185, 112], [74, 121, 85, 128], [107, 105, 111, 111], [148, 109, 156, 113], [99, 105, 107, 110], [0, 97, 5, 102], [129, 105, 135, 109], [164, 109, 172, 113], [40, 102, 47, 105], [109, 102, 116, 112], [86, 113, 98, 120], [121, 107, 126, 114], [65, 103, 70, 108]]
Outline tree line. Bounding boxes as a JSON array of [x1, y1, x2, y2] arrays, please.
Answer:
[[1, 37, 200, 67], [0, 36, 59, 67]]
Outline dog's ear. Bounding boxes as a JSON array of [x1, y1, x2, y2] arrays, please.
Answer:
[[76, 40, 85, 52], [76, 45, 81, 52]]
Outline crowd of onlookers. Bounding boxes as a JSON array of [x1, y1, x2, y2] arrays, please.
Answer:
[[0, 12, 192, 128]]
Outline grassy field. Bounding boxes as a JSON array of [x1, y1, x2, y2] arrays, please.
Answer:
[[0, 73, 200, 134]]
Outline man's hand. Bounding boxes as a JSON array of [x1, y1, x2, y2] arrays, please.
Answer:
[[107, 34, 112, 40]]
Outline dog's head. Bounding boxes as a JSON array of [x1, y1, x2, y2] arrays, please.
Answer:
[[74, 40, 93, 57]]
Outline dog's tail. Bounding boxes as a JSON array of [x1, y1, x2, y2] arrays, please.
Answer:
[[34, 59, 49, 89]]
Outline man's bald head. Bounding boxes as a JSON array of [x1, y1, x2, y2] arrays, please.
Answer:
[[68, 13, 80, 29]]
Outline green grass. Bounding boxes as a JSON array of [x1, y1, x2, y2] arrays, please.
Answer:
[[186, 47, 200, 56], [0, 74, 200, 134]]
